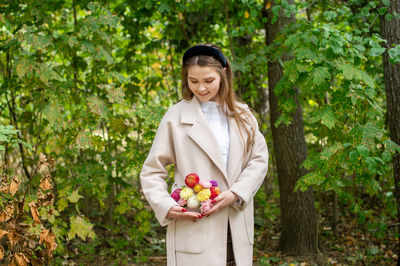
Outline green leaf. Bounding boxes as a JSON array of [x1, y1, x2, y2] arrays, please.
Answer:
[[323, 11, 337, 20], [295, 47, 316, 60], [295, 172, 325, 192], [0, 133, 8, 142], [382, 150, 391, 162], [338, 62, 353, 79], [384, 139, 400, 153], [57, 197, 68, 212], [388, 45, 400, 63], [68, 190, 83, 203], [356, 145, 370, 158], [68, 216, 96, 241], [321, 143, 342, 160], [365, 157, 377, 173], [321, 107, 336, 129], [369, 47, 386, 57], [379, 7, 388, 15], [385, 13, 394, 21], [312, 67, 330, 85], [349, 150, 359, 162], [329, 38, 343, 54], [283, 61, 298, 83]]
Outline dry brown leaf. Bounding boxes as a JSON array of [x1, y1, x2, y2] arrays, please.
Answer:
[[47, 157, 55, 169], [37, 191, 54, 207], [0, 204, 14, 222], [12, 252, 29, 266], [7, 229, 20, 246], [39, 176, 53, 191], [39, 153, 46, 165], [0, 229, 7, 239], [0, 245, 4, 260], [40, 228, 57, 257], [39, 228, 49, 245], [29, 202, 41, 225], [0, 183, 9, 194], [9, 176, 21, 195]]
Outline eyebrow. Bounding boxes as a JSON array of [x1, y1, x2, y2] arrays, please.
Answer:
[[188, 76, 216, 80]]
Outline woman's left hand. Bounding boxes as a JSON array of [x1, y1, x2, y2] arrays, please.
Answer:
[[201, 191, 238, 217]]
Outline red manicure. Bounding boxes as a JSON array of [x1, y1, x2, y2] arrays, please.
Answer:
[[211, 200, 216, 204], [181, 208, 187, 212]]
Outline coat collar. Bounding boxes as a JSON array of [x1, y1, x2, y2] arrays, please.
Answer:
[[180, 96, 244, 186]]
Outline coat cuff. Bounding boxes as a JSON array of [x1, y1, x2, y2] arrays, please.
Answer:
[[155, 197, 179, 226], [229, 190, 244, 210]]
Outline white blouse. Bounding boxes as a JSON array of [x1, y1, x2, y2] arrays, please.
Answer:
[[200, 101, 230, 169]]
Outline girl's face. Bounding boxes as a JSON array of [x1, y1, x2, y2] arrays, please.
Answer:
[[187, 65, 221, 102]]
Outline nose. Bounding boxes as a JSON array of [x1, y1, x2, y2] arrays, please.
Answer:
[[197, 85, 206, 92]]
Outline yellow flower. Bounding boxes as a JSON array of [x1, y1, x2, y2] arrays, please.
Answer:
[[194, 184, 203, 193], [197, 189, 211, 202], [180, 187, 194, 200]]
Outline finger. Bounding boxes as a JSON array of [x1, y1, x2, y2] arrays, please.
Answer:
[[202, 204, 220, 216]]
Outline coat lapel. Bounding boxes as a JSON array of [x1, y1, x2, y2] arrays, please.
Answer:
[[181, 97, 229, 185]]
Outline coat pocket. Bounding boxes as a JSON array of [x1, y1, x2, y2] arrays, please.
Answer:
[[243, 203, 254, 245], [174, 218, 209, 253]]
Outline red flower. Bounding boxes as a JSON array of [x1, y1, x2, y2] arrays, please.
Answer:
[[185, 173, 200, 188], [210, 186, 220, 199]]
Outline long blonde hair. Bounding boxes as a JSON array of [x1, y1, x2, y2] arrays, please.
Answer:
[[181, 44, 255, 152]]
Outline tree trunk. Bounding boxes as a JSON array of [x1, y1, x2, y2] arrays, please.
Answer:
[[263, 0, 318, 255], [379, 0, 400, 263]]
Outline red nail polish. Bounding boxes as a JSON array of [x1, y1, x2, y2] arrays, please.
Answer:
[[211, 200, 216, 204], [182, 208, 187, 212]]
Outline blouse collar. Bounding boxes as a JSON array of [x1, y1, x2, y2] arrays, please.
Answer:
[[200, 100, 219, 113]]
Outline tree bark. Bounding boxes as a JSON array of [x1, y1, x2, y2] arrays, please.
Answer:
[[379, 0, 400, 263], [263, 0, 318, 255]]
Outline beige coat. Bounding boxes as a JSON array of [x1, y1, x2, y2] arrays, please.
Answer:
[[140, 96, 268, 266]]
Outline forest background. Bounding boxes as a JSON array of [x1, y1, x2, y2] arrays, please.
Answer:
[[0, 0, 400, 265]]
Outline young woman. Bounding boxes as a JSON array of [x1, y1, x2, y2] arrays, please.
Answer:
[[140, 44, 268, 266]]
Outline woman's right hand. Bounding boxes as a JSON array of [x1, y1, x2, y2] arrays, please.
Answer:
[[167, 205, 202, 222]]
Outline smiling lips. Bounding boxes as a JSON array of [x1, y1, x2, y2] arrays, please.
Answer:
[[198, 92, 210, 97]]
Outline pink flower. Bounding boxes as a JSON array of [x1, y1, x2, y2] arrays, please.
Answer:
[[199, 180, 212, 189], [171, 188, 182, 202], [200, 199, 213, 214], [178, 198, 187, 207]]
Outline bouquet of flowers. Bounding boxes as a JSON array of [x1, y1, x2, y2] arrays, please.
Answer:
[[171, 173, 221, 214]]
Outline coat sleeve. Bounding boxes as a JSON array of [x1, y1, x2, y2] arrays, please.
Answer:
[[229, 114, 269, 208], [140, 111, 179, 226]]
